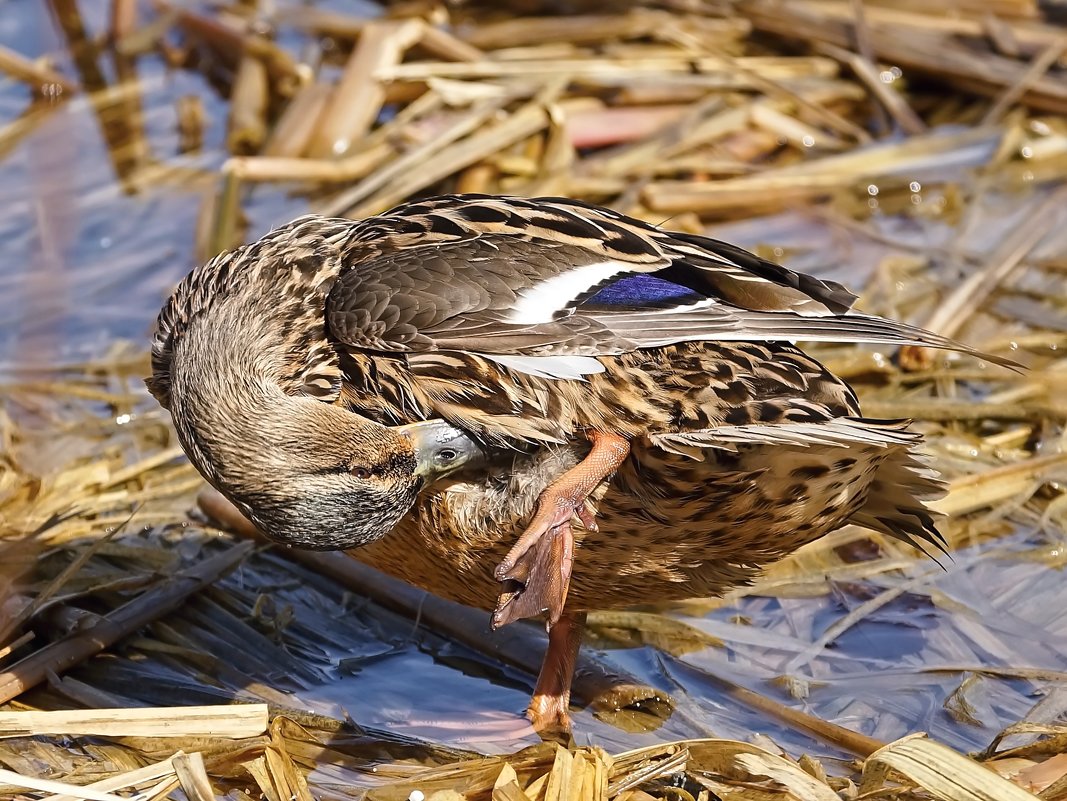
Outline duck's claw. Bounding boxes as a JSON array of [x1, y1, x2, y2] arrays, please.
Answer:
[[492, 431, 629, 629], [493, 521, 574, 629]]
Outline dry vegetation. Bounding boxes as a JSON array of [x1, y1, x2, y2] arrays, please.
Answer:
[[1, 0, 1067, 799]]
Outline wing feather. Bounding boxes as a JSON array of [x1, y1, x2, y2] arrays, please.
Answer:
[[325, 194, 1014, 374]]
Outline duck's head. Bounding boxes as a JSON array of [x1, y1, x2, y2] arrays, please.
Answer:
[[147, 220, 484, 551], [167, 381, 485, 550]]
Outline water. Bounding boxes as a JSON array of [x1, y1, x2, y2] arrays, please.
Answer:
[[0, 0, 317, 364]]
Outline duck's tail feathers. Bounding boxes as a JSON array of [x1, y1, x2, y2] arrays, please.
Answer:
[[849, 442, 949, 559]]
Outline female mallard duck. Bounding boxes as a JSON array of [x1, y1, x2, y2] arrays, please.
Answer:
[[148, 194, 1008, 732]]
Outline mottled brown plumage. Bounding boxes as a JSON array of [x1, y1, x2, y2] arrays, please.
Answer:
[[149, 193, 1007, 732]]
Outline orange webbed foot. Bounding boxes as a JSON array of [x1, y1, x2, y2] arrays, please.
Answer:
[[492, 432, 629, 629]]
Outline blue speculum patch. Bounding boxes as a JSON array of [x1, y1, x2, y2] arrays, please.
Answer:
[[584, 273, 704, 308]]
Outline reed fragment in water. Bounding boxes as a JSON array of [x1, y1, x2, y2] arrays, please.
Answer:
[[0, 704, 268, 738], [860, 735, 1040, 800], [0, 542, 253, 705], [108, 0, 137, 42], [226, 143, 394, 184], [902, 182, 1067, 370], [170, 6, 308, 97], [228, 54, 270, 154], [263, 82, 333, 158], [306, 19, 425, 158], [0, 44, 77, 95]]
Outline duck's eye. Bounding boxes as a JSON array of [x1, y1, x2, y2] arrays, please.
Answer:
[[351, 466, 371, 480]]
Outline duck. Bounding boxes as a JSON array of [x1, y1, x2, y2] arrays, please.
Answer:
[[147, 193, 1010, 733]]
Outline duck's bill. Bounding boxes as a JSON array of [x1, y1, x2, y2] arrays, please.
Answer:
[[397, 419, 486, 482]]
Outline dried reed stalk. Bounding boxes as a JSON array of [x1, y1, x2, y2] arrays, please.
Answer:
[[0, 769, 129, 801], [226, 141, 394, 184], [817, 42, 925, 134], [376, 55, 840, 82], [461, 10, 749, 49], [0, 44, 76, 94], [642, 125, 1000, 214], [0, 704, 268, 738], [306, 19, 425, 158], [0, 542, 253, 705], [341, 101, 553, 217], [263, 82, 333, 158], [319, 95, 515, 216], [228, 55, 270, 154], [108, 0, 137, 42], [40, 755, 183, 801], [743, 0, 1067, 113]]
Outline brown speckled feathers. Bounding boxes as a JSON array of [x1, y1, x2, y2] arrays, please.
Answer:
[[150, 194, 1016, 730], [149, 193, 1010, 612]]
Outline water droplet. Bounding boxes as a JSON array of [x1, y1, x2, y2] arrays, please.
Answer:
[[1021, 145, 1033, 158], [969, 449, 979, 457], [409, 791, 424, 801], [878, 70, 895, 83], [1050, 342, 1058, 351], [773, 246, 784, 257], [116, 413, 132, 425], [1030, 120, 1051, 136], [801, 134, 815, 147], [911, 194, 921, 205], [867, 184, 879, 196], [1009, 341, 1019, 351], [909, 181, 921, 192]]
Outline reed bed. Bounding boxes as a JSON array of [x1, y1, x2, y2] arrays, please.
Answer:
[[1, 0, 1067, 799]]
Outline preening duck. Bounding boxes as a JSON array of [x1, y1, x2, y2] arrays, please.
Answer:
[[149, 194, 1010, 732]]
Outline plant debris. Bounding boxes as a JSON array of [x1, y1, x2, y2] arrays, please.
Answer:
[[1, 0, 1066, 799]]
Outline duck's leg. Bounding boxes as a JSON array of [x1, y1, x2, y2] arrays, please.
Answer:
[[528, 611, 587, 733], [492, 431, 629, 629]]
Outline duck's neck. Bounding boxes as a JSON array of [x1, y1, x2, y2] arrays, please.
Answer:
[[167, 294, 306, 486]]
